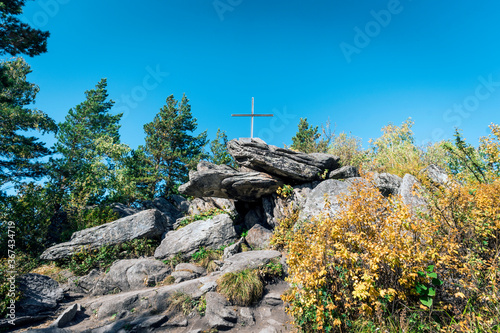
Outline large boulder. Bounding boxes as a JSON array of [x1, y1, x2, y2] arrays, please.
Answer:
[[178, 161, 283, 202], [227, 138, 340, 183], [92, 258, 171, 295], [18, 273, 64, 316], [298, 179, 355, 222], [41, 209, 172, 260], [154, 214, 238, 260]]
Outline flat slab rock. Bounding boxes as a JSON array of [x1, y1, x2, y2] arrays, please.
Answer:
[[179, 160, 283, 202], [154, 213, 238, 260], [40, 209, 172, 260], [227, 138, 340, 182]]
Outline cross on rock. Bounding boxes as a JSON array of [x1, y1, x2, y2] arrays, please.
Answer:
[[231, 97, 273, 138]]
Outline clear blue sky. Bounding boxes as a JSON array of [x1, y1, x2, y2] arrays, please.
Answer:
[[13, 0, 500, 149]]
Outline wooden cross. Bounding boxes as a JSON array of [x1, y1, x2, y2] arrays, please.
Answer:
[[231, 97, 273, 138]]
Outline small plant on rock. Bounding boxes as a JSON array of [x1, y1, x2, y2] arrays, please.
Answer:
[[217, 269, 263, 306]]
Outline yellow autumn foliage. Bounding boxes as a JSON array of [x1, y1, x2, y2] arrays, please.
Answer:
[[283, 174, 500, 332]]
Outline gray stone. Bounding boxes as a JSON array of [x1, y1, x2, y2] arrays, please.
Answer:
[[399, 174, 427, 211], [373, 172, 403, 197], [154, 214, 238, 260], [172, 263, 206, 283], [17, 274, 64, 317], [245, 224, 272, 249], [175, 263, 206, 275], [68, 269, 103, 294], [298, 179, 354, 222], [111, 203, 141, 218], [130, 314, 169, 329], [263, 292, 283, 306], [142, 197, 183, 220], [170, 194, 190, 213], [205, 292, 237, 329], [239, 307, 255, 326], [41, 209, 172, 260], [328, 165, 360, 179], [50, 303, 79, 328], [421, 164, 449, 186], [92, 258, 171, 295], [263, 182, 319, 228], [227, 138, 340, 182], [223, 237, 246, 259], [179, 160, 283, 202], [221, 250, 282, 274]]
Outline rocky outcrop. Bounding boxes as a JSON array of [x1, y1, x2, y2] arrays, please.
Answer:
[[154, 214, 238, 260], [92, 258, 171, 295], [227, 138, 340, 183], [41, 209, 172, 260], [178, 161, 283, 202]]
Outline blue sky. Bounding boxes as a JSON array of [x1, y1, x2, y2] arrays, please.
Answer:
[[12, 0, 500, 149]]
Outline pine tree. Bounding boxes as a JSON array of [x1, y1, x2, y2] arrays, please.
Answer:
[[0, 57, 57, 188], [52, 79, 130, 210], [143, 94, 208, 196], [0, 0, 50, 57], [291, 118, 330, 153], [210, 128, 236, 168]]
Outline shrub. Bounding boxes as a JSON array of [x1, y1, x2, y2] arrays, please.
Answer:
[[270, 203, 299, 251], [328, 132, 366, 168], [283, 174, 500, 332], [217, 269, 264, 306]]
